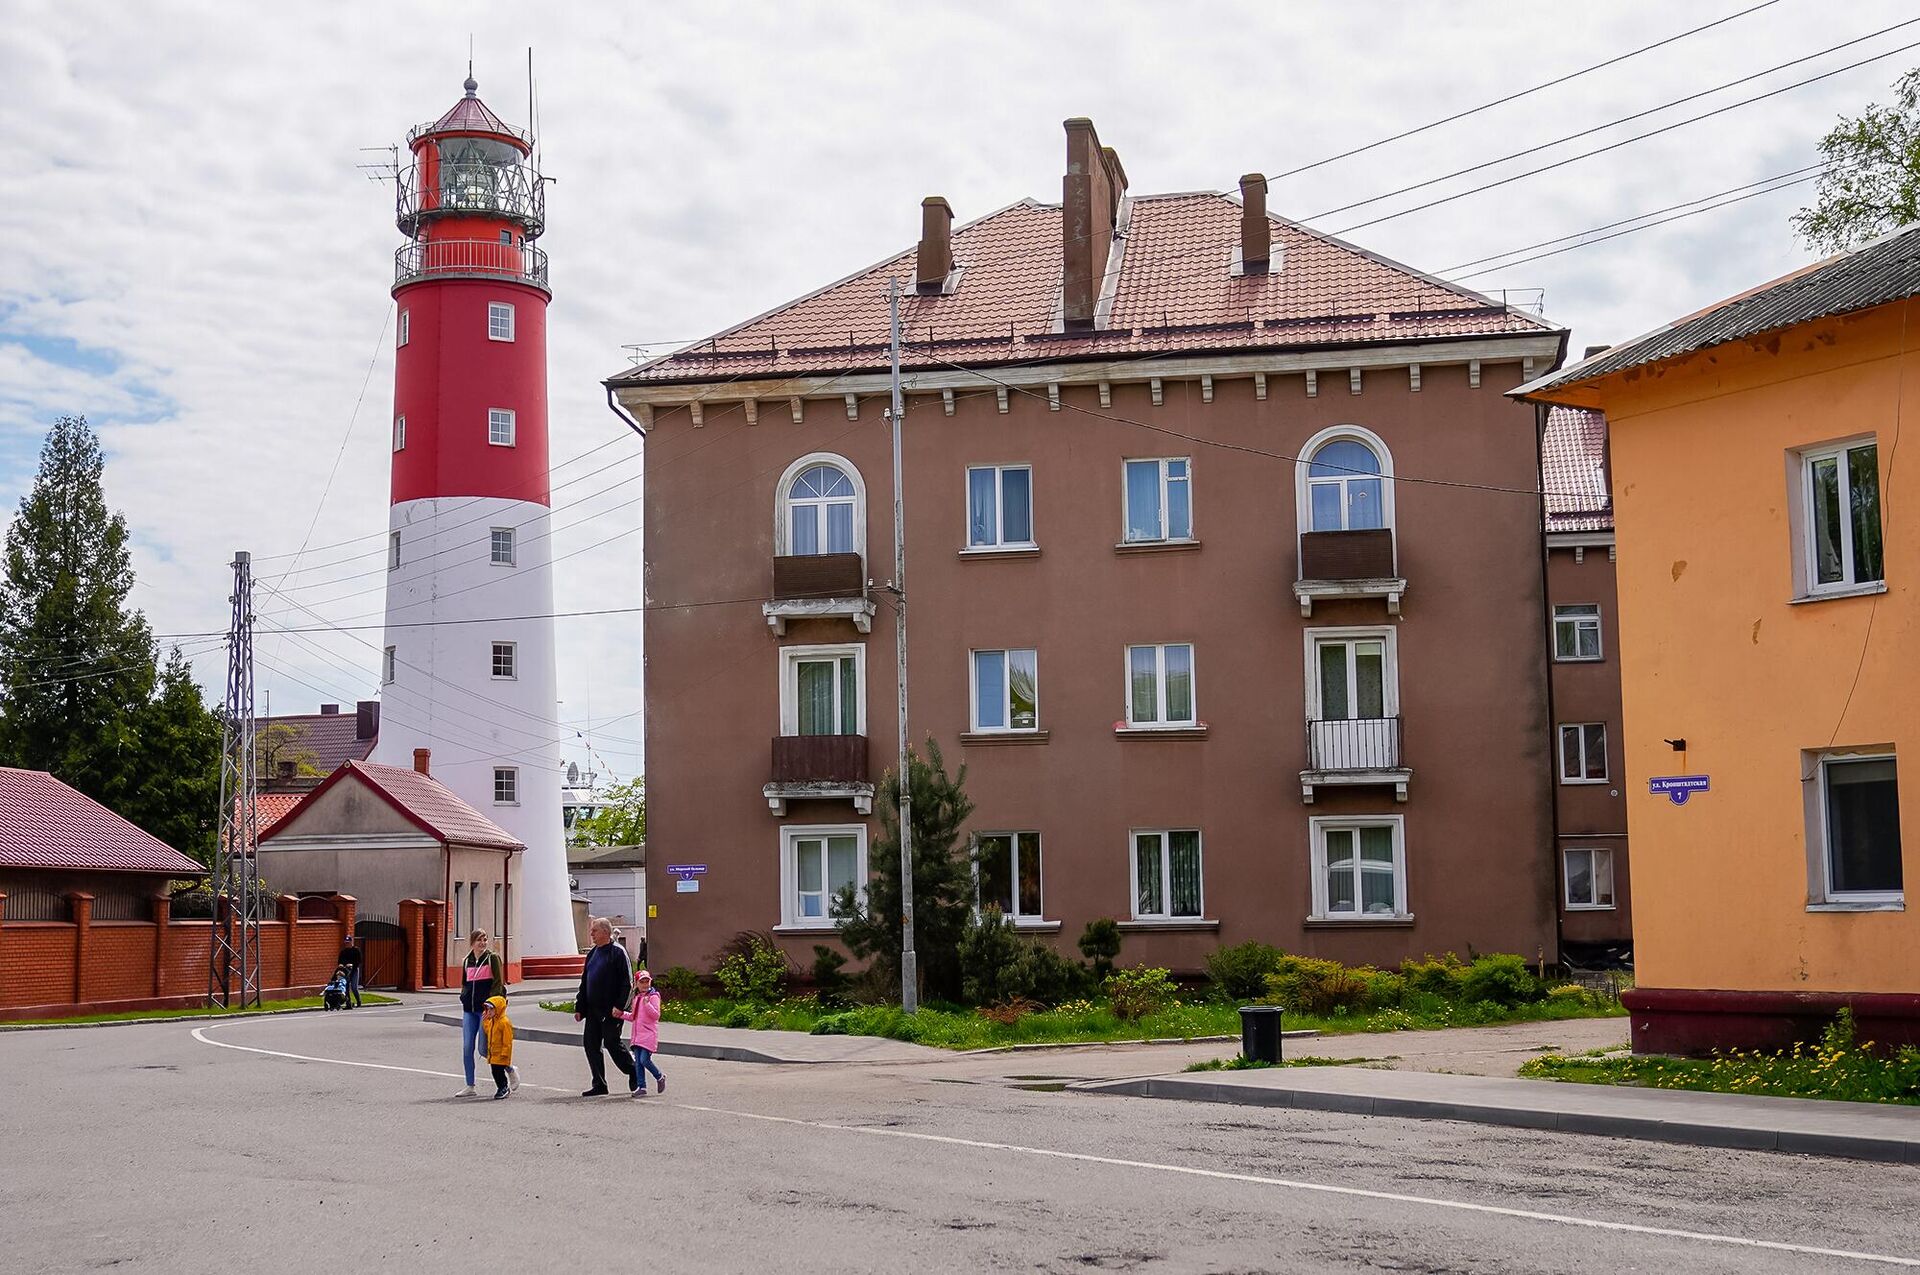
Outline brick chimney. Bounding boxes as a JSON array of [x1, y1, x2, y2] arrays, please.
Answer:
[[1062, 118, 1126, 328], [917, 196, 953, 292], [1239, 173, 1270, 274], [413, 748, 430, 775], [355, 699, 380, 741]]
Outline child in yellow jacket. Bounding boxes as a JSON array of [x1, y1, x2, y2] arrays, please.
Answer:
[[481, 995, 519, 1099]]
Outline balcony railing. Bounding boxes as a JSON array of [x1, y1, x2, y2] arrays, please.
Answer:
[[771, 734, 870, 785], [393, 239, 550, 293], [772, 553, 866, 601], [1306, 716, 1404, 771], [1300, 528, 1396, 581], [397, 163, 545, 237]]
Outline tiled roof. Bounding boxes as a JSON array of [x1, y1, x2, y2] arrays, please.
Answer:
[[613, 194, 1557, 386], [253, 793, 305, 838], [1542, 406, 1613, 534], [263, 761, 523, 853], [411, 83, 530, 148], [258, 709, 377, 778], [0, 767, 203, 875], [1521, 222, 1920, 397]]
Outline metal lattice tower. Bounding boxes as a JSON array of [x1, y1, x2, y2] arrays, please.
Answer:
[[209, 551, 263, 1008]]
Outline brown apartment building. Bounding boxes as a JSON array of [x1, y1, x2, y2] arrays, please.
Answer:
[[611, 119, 1573, 975]]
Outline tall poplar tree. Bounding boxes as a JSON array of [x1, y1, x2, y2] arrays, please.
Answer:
[[1794, 68, 1920, 254]]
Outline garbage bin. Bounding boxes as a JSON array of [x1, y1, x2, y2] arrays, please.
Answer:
[[1239, 1005, 1284, 1064]]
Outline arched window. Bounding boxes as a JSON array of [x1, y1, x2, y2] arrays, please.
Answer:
[[1306, 438, 1386, 531], [785, 462, 859, 556]]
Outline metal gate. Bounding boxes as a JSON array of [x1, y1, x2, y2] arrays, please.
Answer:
[[353, 917, 405, 990]]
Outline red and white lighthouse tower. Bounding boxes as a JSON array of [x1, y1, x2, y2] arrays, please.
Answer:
[[374, 72, 573, 961]]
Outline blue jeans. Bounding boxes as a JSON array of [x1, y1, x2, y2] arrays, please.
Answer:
[[346, 967, 362, 1008], [461, 1010, 483, 1087], [631, 1046, 663, 1085]]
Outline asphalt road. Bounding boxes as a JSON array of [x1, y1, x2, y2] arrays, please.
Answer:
[[3, 1004, 1918, 1273]]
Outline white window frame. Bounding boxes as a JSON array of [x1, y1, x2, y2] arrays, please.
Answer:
[[397, 309, 410, 348], [1302, 626, 1399, 720], [1121, 457, 1193, 543], [1293, 424, 1398, 573], [969, 648, 1039, 733], [393, 415, 406, 452], [774, 452, 867, 561], [778, 643, 866, 736], [1124, 643, 1197, 728], [1308, 814, 1410, 921], [388, 531, 401, 572], [490, 527, 516, 567], [779, 824, 868, 929], [488, 301, 516, 342], [1553, 604, 1603, 662], [965, 464, 1036, 549], [1558, 722, 1608, 784], [488, 408, 516, 447], [491, 641, 517, 681], [493, 767, 519, 806], [1794, 436, 1883, 599], [1129, 828, 1205, 920], [1563, 845, 1616, 911], [1807, 749, 1904, 907], [382, 646, 396, 685], [974, 831, 1045, 923]]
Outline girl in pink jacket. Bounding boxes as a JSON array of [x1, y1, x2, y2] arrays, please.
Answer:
[[614, 967, 666, 1097]]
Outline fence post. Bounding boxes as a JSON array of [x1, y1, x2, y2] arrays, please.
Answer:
[[67, 892, 94, 1004], [151, 892, 171, 997], [0, 892, 7, 1002], [397, 899, 422, 992], [334, 893, 357, 938], [276, 895, 299, 991]]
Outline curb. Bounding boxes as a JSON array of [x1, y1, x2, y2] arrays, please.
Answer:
[[1072, 1075, 1920, 1165], [958, 1029, 1319, 1056], [0, 999, 399, 1033], [422, 1010, 812, 1065]]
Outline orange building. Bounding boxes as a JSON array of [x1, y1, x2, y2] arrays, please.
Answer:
[[1519, 228, 1918, 1053]]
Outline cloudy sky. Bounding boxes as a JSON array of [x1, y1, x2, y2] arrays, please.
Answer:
[[2, 0, 1915, 783]]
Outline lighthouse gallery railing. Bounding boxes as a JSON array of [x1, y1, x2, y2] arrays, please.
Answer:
[[394, 239, 550, 292]]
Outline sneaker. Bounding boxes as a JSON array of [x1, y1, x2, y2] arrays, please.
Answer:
[[630, 1086, 647, 1098], [506, 1067, 520, 1094], [493, 1089, 509, 1100], [455, 1085, 476, 1097], [582, 1086, 609, 1097], [656, 1074, 666, 1095]]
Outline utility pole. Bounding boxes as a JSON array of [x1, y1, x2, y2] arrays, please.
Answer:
[[210, 551, 263, 1009], [888, 277, 917, 1013]]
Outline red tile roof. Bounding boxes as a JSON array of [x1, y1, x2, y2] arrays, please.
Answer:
[[410, 83, 530, 149], [0, 767, 204, 875], [613, 193, 1556, 386], [258, 709, 377, 779], [253, 793, 305, 839], [1542, 406, 1612, 534], [261, 761, 523, 853]]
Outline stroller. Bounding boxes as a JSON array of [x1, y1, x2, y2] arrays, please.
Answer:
[[322, 966, 351, 1011]]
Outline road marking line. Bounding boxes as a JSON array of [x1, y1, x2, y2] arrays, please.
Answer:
[[189, 1024, 1920, 1268]]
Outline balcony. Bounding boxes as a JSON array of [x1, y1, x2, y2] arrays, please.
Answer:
[[393, 239, 550, 294], [763, 552, 874, 635], [764, 734, 873, 815], [1294, 528, 1406, 616], [1301, 716, 1411, 803]]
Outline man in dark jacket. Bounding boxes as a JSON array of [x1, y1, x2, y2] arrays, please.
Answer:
[[337, 935, 364, 1008], [573, 917, 635, 1096]]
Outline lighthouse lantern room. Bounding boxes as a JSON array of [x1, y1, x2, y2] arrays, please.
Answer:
[[373, 71, 575, 967]]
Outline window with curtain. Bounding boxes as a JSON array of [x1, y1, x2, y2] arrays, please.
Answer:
[[787, 829, 865, 923], [1315, 637, 1386, 720], [1123, 458, 1191, 542], [976, 832, 1043, 920], [1558, 723, 1607, 783], [794, 654, 859, 735], [1306, 438, 1385, 531], [1553, 605, 1602, 661], [788, 464, 858, 556], [1127, 644, 1195, 727], [1802, 440, 1882, 593], [1564, 847, 1615, 908], [967, 465, 1034, 548], [1319, 824, 1399, 916], [1133, 829, 1202, 918], [1822, 755, 1902, 899], [971, 649, 1038, 731]]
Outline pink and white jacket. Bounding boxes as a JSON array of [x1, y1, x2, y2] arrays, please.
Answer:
[[615, 986, 661, 1051]]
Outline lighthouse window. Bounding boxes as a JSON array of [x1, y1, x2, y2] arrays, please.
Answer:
[[493, 767, 519, 806], [489, 408, 517, 447], [488, 302, 515, 342], [398, 310, 410, 347], [388, 532, 401, 572], [490, 527, 516, 566], [393, 415, 406, 452], [491, 642, 518, 680], [382, 646, 396, 685]]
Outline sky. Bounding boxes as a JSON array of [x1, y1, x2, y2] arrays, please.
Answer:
[[1, 0, 1915, 786]]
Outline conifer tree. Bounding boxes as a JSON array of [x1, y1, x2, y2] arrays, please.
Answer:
[[127, 647, 224, 864]]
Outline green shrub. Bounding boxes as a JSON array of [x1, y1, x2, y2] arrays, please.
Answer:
[[811, 945, 853, 1008], [959, 909, 1086, 1007], [1206, 941, 1284, 1000], [1356, 969, 1406, 1009], [658, 966, 704, 1000], [1460, 954, 1546, 1007], [714, 935, 789, 1004], [1547, 983, 1594, 1005], [1400, 953, 1467, 998], [1263, 956, 1371, 1015], [1105, 965, 1177, 1021], [1077, 918, 1123, 981]]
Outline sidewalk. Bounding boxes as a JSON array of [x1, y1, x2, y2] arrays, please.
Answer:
[[420, 1008, 946, 1065], [1078, 1065, 1920, 1164]]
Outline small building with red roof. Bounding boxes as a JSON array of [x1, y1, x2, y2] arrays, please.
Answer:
[[0, 767, 205, 922]]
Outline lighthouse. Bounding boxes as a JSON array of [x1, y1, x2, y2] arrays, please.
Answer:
[[373, 71, 574, 962]]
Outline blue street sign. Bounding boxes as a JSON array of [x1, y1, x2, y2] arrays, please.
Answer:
[[666, 864, 708, 878], [1649, 775, 1711, 806]]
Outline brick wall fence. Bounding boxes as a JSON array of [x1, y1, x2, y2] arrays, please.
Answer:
[[0, 890, 378, 1021]]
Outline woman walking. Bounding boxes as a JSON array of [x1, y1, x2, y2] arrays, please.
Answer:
[[457, 929, 504, 1097]]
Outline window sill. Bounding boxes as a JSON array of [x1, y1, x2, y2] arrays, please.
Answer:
[[1806, 901, 1905, 913], [1564, 904, 1616, 912], [959, 730, 1050, 746], [1115, 724, 1208, 740], [1303, 915, 1415, 929], [1560, 778, 1609, 786], [1552, 656, 1605, 665], [1790, 581, 1887, 605], [771, 923, 840, 936], [958, 545, 1041, 559], [1117, 918, 1220, 933], [1011, 919, 1063, 933], [1114, 538, 1201, 555]]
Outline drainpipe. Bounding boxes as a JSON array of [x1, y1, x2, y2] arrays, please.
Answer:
[[605, 384, 644, 436], [502, 848, 512, 980], [1534, 400, 1567, 971], [442, 844, 453, 990]]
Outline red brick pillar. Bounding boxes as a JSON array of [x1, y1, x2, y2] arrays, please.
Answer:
[[430, 898, 448, 987], [151, 893, 171, 997], [397, 899, 424, 993], [334, 893, 357, 937], [276, 895, 299, 990], [67, 892, 94, 1004]]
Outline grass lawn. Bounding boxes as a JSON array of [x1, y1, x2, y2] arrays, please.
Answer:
[[1521, 1016, 1920, 1105], [542, 990, 1623, 1051], [1, 993, 399, 1028]]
